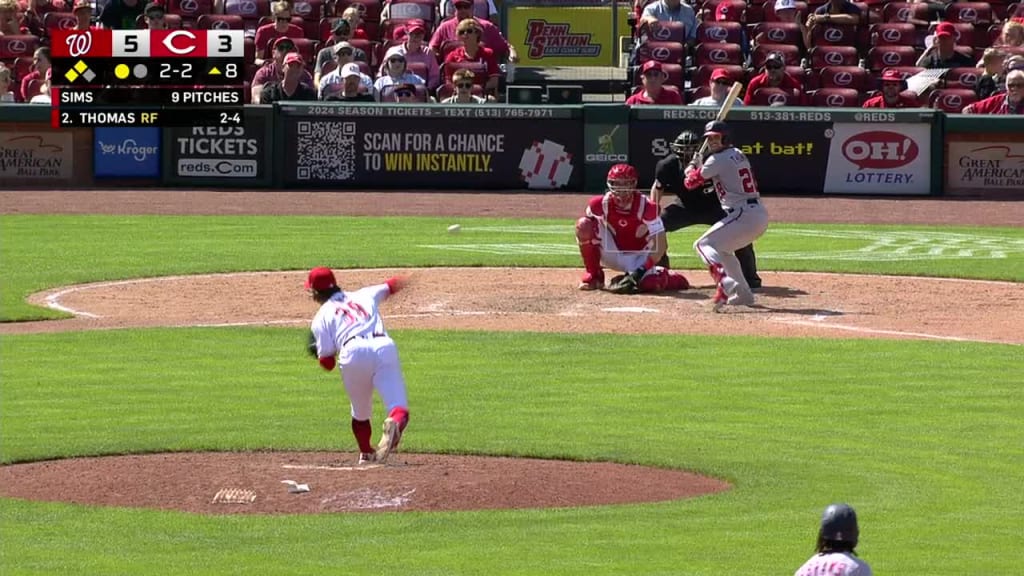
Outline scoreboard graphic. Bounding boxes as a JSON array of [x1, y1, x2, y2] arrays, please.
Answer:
[[50, 29, 246, 128]]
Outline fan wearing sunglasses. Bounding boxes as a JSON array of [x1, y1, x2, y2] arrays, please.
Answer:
[[443, 19, 500, 96], [691, 68, 745, 107], [373, 53, 426, 102], [389, 83, 421, 103], [962, 69, 1024, 114], [255, 0, 305, 66], [441, 68, 487, 103], [379, 20, 441, 91], [743, 51, 804, 105], [429, 0, 516, 64]]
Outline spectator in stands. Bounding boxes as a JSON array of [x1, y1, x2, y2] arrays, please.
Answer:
[[744, 51, 803, 105], [72, 0, 94, 30], [863, 69, 919, 107], [0, 64, 14, 102], [756, 0, 809, 56], [638, 0, 697, 44], [323, 62, 375, 101], [19, 47, 49, 104], [691, 68, 744, 106], [442, 18, 500, 95], [995, 21, 1024, 48], [962, 69, 1024, 113], [389, 82, 420, 103], [0, 0, 25, 34], [339, 6, 368, 40], [21, 0, 64, 37], [442, 68, 487, 103], [976, 48, 1006, 99], [29, 69, 50, 103], [917, 22, 975, 68], [430, 0, 516, 62], [144, 2, 167, 29], [100, 0, 143, 29], [381, 20, 441, 91], [806, 0, 861, 29], [252, 37, 313, 103], [440, 0, 499, 25], [374, 52, 425, 101], [255, 1, 305, 66], [626, 60, 683, 105], [319, 49, 372, 97], [314, 20, 367, 83], [260, 53, 318, 103]]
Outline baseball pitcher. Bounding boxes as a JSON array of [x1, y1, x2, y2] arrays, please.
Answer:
[[795, 503, 873, 576], [575, 163, 690, 294], [684, 121, 769, 311], [306, 267, 409, 465]]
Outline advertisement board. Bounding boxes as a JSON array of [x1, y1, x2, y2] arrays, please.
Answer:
[[504, 0, 630, 66], [946, 136, 1024, 193], [162, 106, 273, 187], [823, 123, 932, 195], [278, 104, 583, 190], [0, 131, 74, 182], [94, 127, 161, 178]]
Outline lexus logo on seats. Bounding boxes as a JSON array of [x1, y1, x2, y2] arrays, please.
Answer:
[[834, 71, 853, 85], [767, 28, 785, 41], [710, 49, 728, 62], [651, 46, 671, 61], [824, 51, 844, 65], [826, 94, 846, 106], [882, 51, 902, 65], [882, 28, 901, 43], [707, 26, 727, 41], [652, 24, 671, 40], [768, 92, 787, 105], [824, 27, 843, 42]]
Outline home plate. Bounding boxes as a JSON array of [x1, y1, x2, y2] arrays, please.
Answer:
[[602, 306, 659, 313]]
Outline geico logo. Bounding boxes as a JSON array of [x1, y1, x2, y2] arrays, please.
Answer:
[[882, 28, 901, 42], [834, 71, 853, 85], [824, 27, 843, 42], [710, 49, 727, 62], [824, 51, 844, 65], [585, 153, 628, 162], [882, 51, 902, 65], [707, 27, 727, 41], [652, 46, 671, 61], [767, 28, 785, 42]]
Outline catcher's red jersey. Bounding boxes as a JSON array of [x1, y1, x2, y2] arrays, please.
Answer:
[[585, 193, 664, 252]]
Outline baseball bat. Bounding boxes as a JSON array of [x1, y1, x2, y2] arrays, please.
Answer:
[[696, 80, 744, 158]]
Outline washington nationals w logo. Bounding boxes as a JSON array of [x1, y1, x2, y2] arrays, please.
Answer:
[[66, 31, 93, 58]]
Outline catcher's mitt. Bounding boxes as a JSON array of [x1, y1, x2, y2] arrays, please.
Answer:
[[607, 272, 640, 295], [306, 331, 318, 358]]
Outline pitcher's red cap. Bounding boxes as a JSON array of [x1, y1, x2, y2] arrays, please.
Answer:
[[305, 267, 337, 291]]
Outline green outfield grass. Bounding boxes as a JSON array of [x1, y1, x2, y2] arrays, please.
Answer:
[[1, 215, 1023, 575]]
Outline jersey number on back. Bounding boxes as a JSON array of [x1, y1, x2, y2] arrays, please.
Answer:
[[739, 168, 759, 195], [336, 301, 369, 325]]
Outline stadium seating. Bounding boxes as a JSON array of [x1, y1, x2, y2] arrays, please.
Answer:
[[635, 40, 687, 65], [436, 82, 485, 101], [811, 24, 859, 46], [883, 2, 930, 23], [0, 36, 39, 60], [752, 43, 801, 67], [818, 65, 871, 91], [867, 45, 918, 71], [869, 22, 917, 46], [749, 86, 800, 106], [751, 22, 802, 45], [811, 87, 861, 107], [694, 42, 744, 66], [810, 45, 859, 67], [648, 20, 688, 43], [197, 14, 245, 29], [929, 88, 978, 112], [944, 66, 984, 89], [696, 21, 744, 45]]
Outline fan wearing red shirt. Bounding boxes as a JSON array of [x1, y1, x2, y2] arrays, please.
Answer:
[[443, 18, 500, 95], [963, 70, 1024, 114], [862, 69, 920, 108], [18, 47, 48, 103], [626, 61, 684, 105], [744, 52, 804, 105], [255, 0, 305, 65]]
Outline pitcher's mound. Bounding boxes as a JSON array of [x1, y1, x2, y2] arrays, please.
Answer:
[[0, 452, 731, 514]]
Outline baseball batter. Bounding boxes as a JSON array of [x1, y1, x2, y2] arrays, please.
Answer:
[[684, 121, 769, 311], [795, 503, 873, 576], [306, 267, 409, 465], [575, 164, 690, 293]]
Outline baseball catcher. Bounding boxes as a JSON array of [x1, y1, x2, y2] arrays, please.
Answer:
[[794, 503, 873, 576], [651, 129, 762, 289], [575, 163, 689, 294]]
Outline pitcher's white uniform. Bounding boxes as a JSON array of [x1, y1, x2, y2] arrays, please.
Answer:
[[690, 141, 769, 308], [795, 552, 873, 576], [311, 285, 408, 422]]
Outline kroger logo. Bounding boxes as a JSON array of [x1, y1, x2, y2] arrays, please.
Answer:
[[881, 28, 902, 43], [710, 48, 728, 62], [824, 51, 844, 65], [824, 27, 843, 42], [99, 139, 158, 162], [882, 51, 903, 65]]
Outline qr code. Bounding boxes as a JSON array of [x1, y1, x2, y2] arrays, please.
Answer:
[[295, 121, 357, 181]]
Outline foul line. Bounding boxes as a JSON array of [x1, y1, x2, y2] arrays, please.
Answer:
[[774, 318, 1017, 346]]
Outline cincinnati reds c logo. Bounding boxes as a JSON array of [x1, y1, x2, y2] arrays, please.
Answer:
[[66, 31, 93, 58], [162, 30, 197, 55]]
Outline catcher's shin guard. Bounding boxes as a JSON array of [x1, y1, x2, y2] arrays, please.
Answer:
[[639, 270, 668, 293], [575, 217, 603, 277], [665, 271, 689, 290]]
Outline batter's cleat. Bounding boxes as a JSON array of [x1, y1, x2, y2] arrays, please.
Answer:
[[578, 272, 604, 291], [711, 285, 728, 313], [358, 451, 377, 465], [376, 418, 402, 463]]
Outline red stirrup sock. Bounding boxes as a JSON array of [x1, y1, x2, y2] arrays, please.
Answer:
[[351, 418, 374, 454]]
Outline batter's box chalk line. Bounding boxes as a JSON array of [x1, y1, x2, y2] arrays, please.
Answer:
[[211, 488, 257, 504]]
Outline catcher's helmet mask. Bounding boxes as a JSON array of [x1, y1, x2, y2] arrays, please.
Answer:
[[606, 163, 639, 207]]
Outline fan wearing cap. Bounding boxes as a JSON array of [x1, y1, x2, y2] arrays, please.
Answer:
[[71, 0, 95, 30], [255, 0, 305, 65], [744, 51, 804, 105], [252, 37, 314, 104], [429, 0, 516, 63], [374, 52, 426, 101], [378, 20, 441, 91], [758, 0, 809, 55], [314, 20, 368, 86], [442, 18, 500, 97], [322, 62, 375, 101], [862, 69, 919, 108], [795, 503, 873, 576], [963, 69, 1024, 114], [100, 0, 144, 30], [260, 52, 318, 104], [917, 22, 974, 68], [304, 267, 411, 466], [626, 61, 684, 105], [691, 68, 746, 106], [439, 0, 498, 23], [387, 82, 421, 103]]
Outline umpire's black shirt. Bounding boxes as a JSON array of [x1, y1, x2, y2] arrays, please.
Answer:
[[654, 155, 720, 212]]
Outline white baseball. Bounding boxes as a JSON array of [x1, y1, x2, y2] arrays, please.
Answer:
[[447, 224, 461, 234]]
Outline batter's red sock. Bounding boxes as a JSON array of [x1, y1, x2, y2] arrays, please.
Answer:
[[387, 407, 410, 432], [351, 418, 374, 454]]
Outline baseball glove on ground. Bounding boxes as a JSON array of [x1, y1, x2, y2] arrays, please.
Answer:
[[607, 272, 640, 295], [306, 331, 318, 358]]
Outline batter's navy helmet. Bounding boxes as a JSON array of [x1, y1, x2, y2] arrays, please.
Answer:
[[703, 121, 731, 145], [820, 503, 859, 545]]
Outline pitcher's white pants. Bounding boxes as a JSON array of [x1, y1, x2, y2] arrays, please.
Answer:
[[694, 203, 769, 304], [339, 336, 408, 421]]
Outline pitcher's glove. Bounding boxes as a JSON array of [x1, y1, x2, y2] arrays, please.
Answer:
[[306, 331, 318, 358], [607, 268, 646, 295]]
